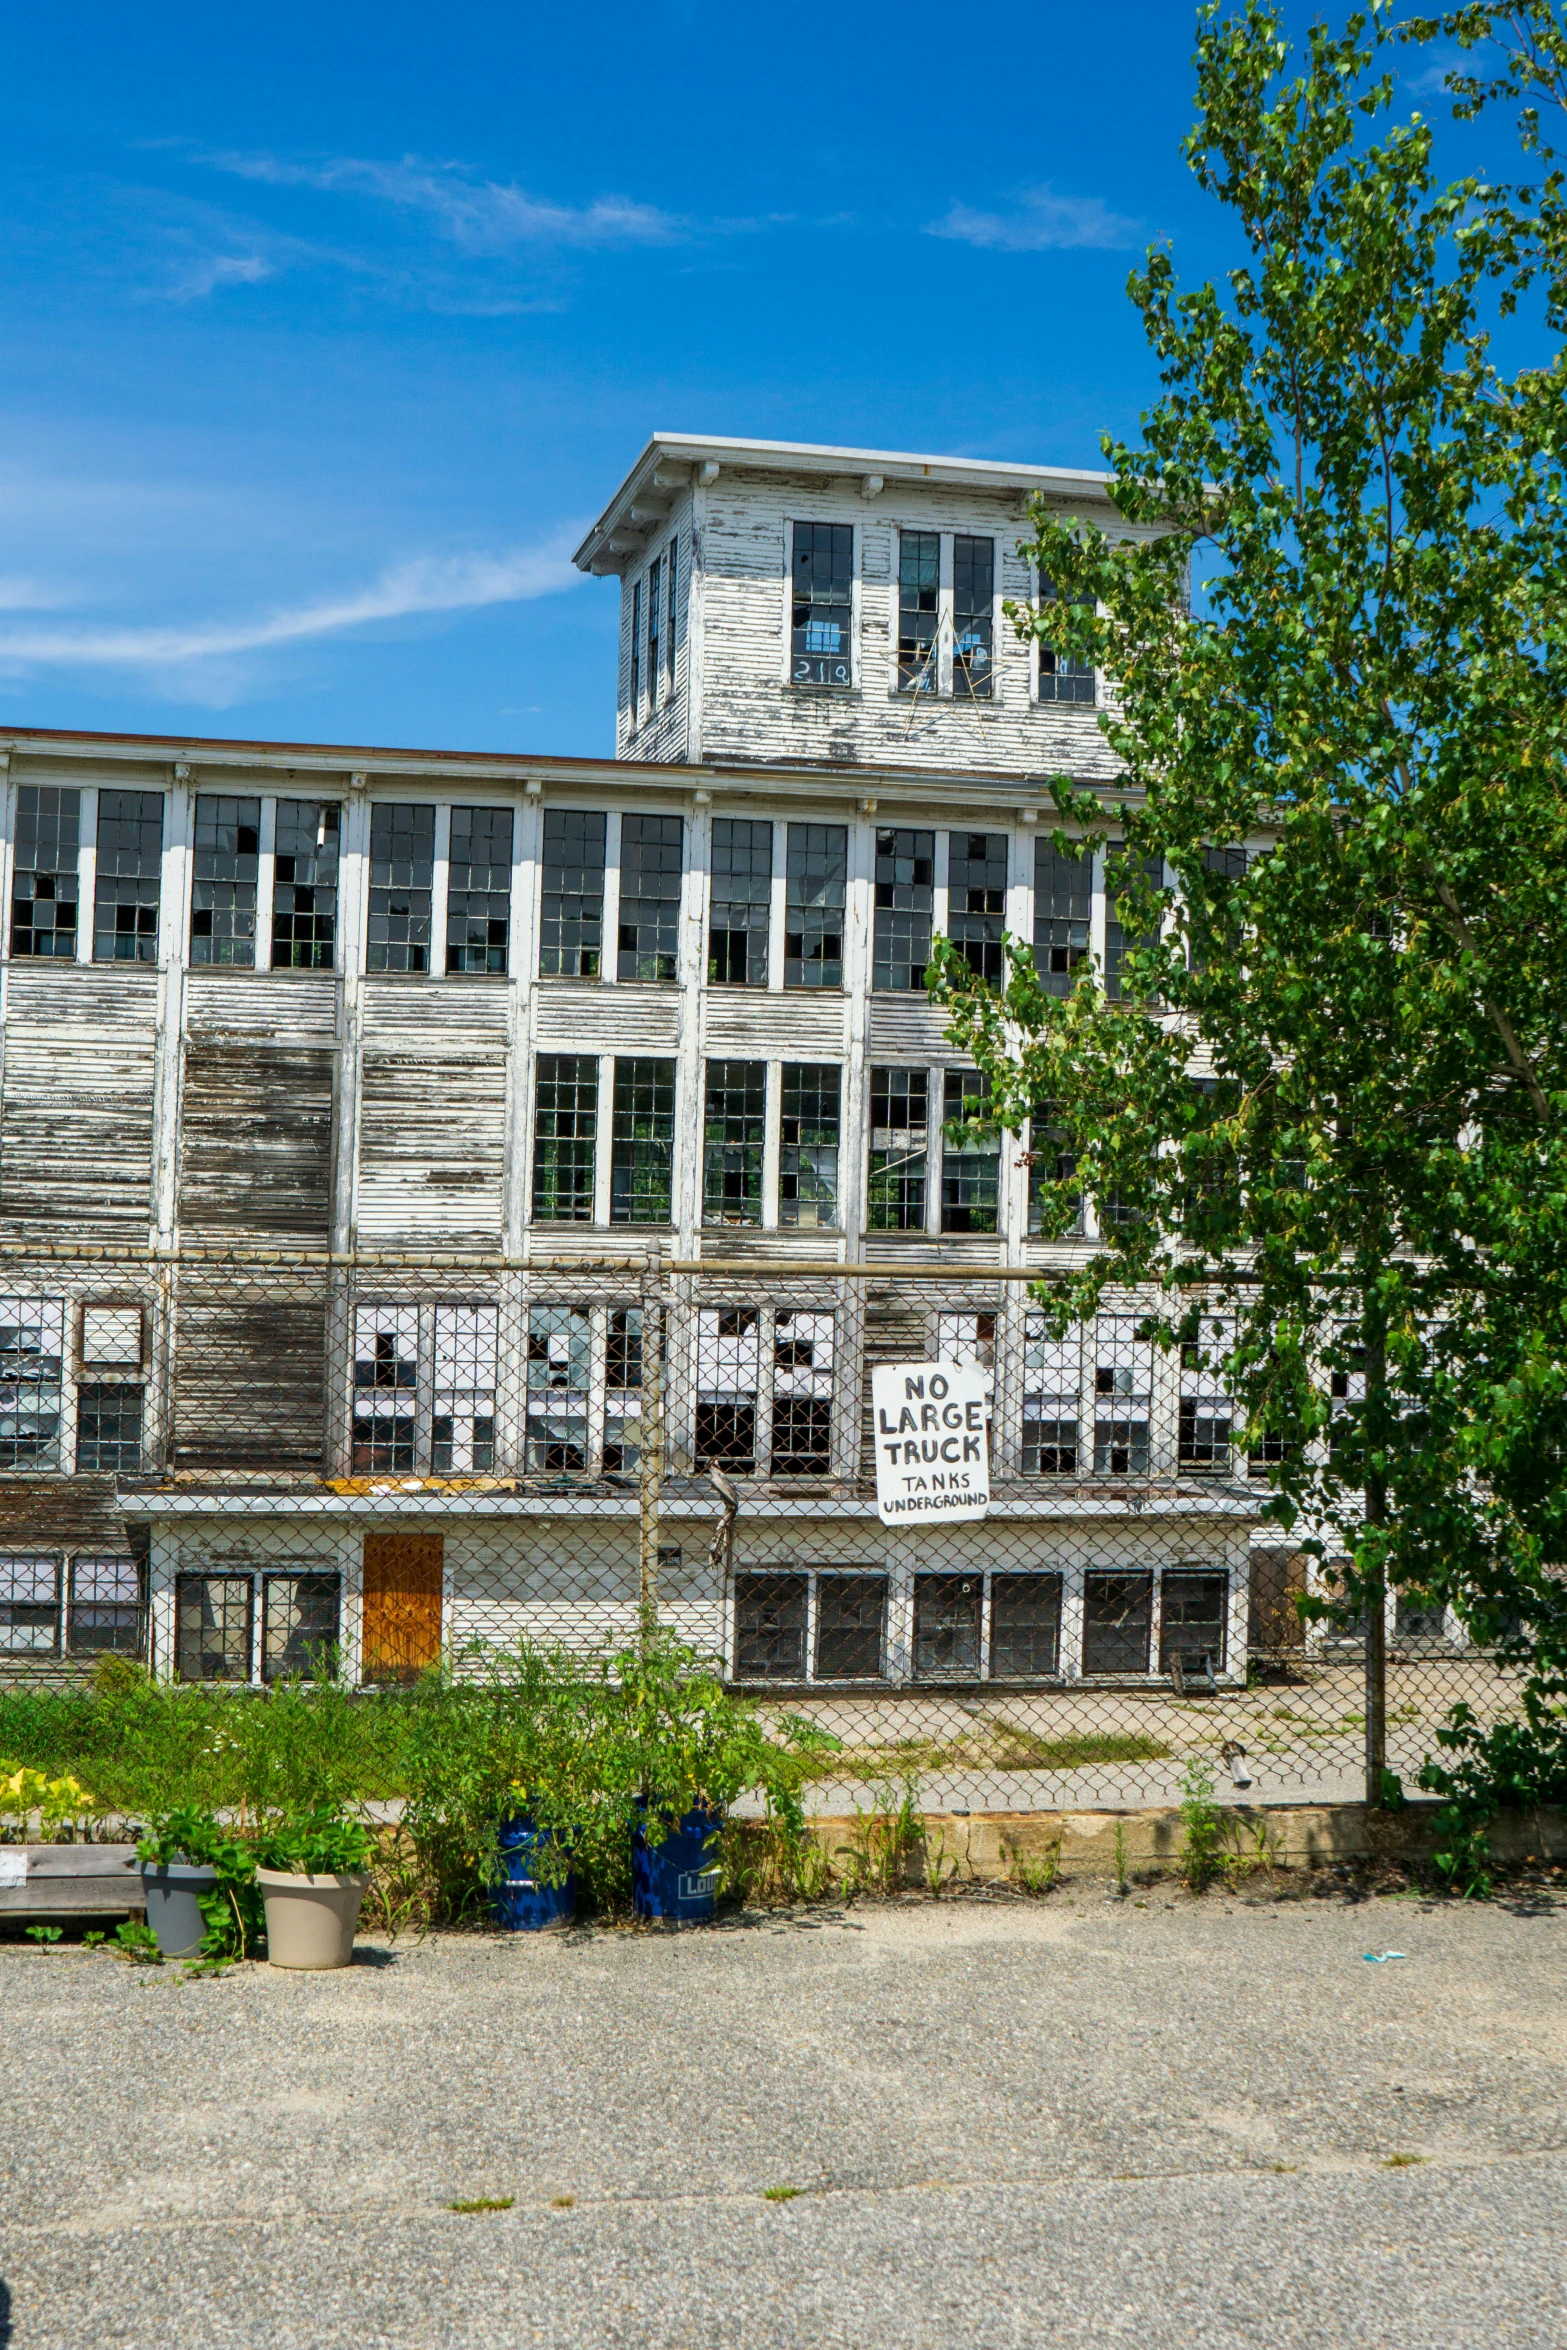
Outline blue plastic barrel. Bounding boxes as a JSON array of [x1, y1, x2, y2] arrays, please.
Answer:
[[632, 1801, 723, 1923], [491, 1815, 576, 1931]]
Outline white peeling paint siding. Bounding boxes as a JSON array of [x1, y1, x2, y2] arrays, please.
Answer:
[[614, 464, 1142, 780]]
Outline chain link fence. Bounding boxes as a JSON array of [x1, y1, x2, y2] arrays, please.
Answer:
[[0, 1245, 1524, 1817]]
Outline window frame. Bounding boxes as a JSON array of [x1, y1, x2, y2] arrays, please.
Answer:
[[787, 520, 857, 690]]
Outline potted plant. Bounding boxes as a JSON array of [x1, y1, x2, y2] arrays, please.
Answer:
[[613, 1632, 779, 1925], [254, 1807, 374, 1969], [136, 1806, 259, 1962], [403, 1639, 600, 1931]]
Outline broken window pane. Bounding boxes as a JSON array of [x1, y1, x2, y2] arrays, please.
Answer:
[[937, 1311, 996, 1372], [93, 790, 163, 964], [1160, 1572, 1228, 1677], [1033, 839, 1091, 996], [176, 1574, 253, 1682], [780, 1063, 840, 1229], [946, 831, 1007, 983], [784, 822, 845, 987], [351, 1306, 419, 1473], [189, 795, 260, 967], [665, 539, 679, 691], [709, 818, 771, 986], [618, 813, 683, 982], [0, 1557, 60, 1654], [1026, 1108, 1082, 1237], [942, 1069, 999, 1233], [913, 1572, 980, 1680], [868, 1066, 927, 1231], [272, 799, 339, 970], [734, 1572, 808, 1679], [604, 1306, 643, 1472], [815, 1575, 887, 1680], [897, 530, 940, 692], [527, 1304, 591, 1473], [1082, 1572, 1153, 1674], [703, 1060, 765, 1225], [0, 1302, 64, 1469], [447, 806, 513, 976], [263, 1572, 341, 1681], [75, 1385, 143, 1474], [629, 577, 642, 720], [696, 1306, 760, 1471], [1105, 843, 1163, 1002], [611, 1057, 674, 1225], [533, 1055, 598, 1223], [1179, 1321, 1234, 1473], [433, 1305, 498, 1473], [1037, 573, 1096, 703], [790, 521, 854, 686], [540, 809, 606, 978], [991, 1573, 1063, 1677], [11, 787, 79, 959], [1023, 1314, 1080, 1474], [368, 803, 435, 974], [771, 1310, 834, 1475], [873, 827, 933, 990], [952, 535, 994, 700], [1092, 1316, 1151, 1474], [68, 1556, 143, 1657]]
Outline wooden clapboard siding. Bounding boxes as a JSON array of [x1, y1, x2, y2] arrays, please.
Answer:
[[660, 463, 1132, 778], [362, 1531, 443, 1682], [533, 982, 681, 1054], [0, 967, 157, 1236], [171, 1272, 329, 1470], [866, 996, 968, 1063], [701, 992, 847, 1057], [177, 1045, 335, 1240]]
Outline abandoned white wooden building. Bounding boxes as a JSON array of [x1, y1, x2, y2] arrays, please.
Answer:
[[0, 432, 1293, 1697]]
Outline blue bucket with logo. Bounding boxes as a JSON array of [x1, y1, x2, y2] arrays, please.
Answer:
[[491, 1815, 576, 1932], [632, 1800, 723, 1923]]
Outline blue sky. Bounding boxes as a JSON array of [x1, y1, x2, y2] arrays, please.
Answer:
[[0, 2, 1474, 756]]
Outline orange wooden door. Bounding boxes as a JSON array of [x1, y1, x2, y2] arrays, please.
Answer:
[[361, 1533, 444, 1684]]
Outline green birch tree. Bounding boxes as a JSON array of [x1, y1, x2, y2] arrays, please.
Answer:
[[930, 0, 1567, 1819]]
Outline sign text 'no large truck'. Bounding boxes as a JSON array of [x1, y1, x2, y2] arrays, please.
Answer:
[[870, 1361, 990, 1527]]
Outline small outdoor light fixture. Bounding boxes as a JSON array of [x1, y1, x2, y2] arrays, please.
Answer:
[[1220, 1740, 1254, 1790]]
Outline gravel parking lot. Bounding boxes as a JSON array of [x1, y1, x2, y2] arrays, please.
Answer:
[[3, 1885, 1565, 2349]]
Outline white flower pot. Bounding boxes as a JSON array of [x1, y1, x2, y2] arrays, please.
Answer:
[[257, 1868, 369, 1969]]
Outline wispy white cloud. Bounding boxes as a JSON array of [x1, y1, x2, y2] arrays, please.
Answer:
[[163, 248, 275, 301], [0, 529, 585, 672], [927, 185, 1140, 253], [198, 149, 681, 253], [1404, 56, 1461, 99]]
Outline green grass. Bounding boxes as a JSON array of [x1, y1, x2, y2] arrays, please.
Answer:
[[449, 2196, 515, 2213], [762, 2186, 803, 2201], [0, 1667, 415, 1816]]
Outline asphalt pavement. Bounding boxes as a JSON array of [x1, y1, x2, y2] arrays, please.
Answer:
[[4, 1883, 1565, 2348]]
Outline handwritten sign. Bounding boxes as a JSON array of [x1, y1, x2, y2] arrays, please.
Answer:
[[870, 1362, 990, 1527]]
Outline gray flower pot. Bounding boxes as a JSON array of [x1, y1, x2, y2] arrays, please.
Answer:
[[141, 1861, 217, 1959]]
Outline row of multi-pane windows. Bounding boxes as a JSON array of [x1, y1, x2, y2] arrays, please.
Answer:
[[0, 1556, 144, 1659], [733, 1566, 1230, 1684], [0, 1301, 145, 1474], [11, 794, 1171, 995], [788, 521, 1095, 703], [626, 537, 681, 729]]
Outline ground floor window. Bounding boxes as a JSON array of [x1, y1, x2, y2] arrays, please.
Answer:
[[0, 1554, 144, 1659], [733, 1569, 887, 1684], [175, 1567, 341, 1684]]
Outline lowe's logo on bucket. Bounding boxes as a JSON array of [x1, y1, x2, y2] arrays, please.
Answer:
[[678, 1869, 720, 1902]]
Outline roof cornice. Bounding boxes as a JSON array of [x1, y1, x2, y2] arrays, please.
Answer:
[[572, 432, 1120, 574]]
